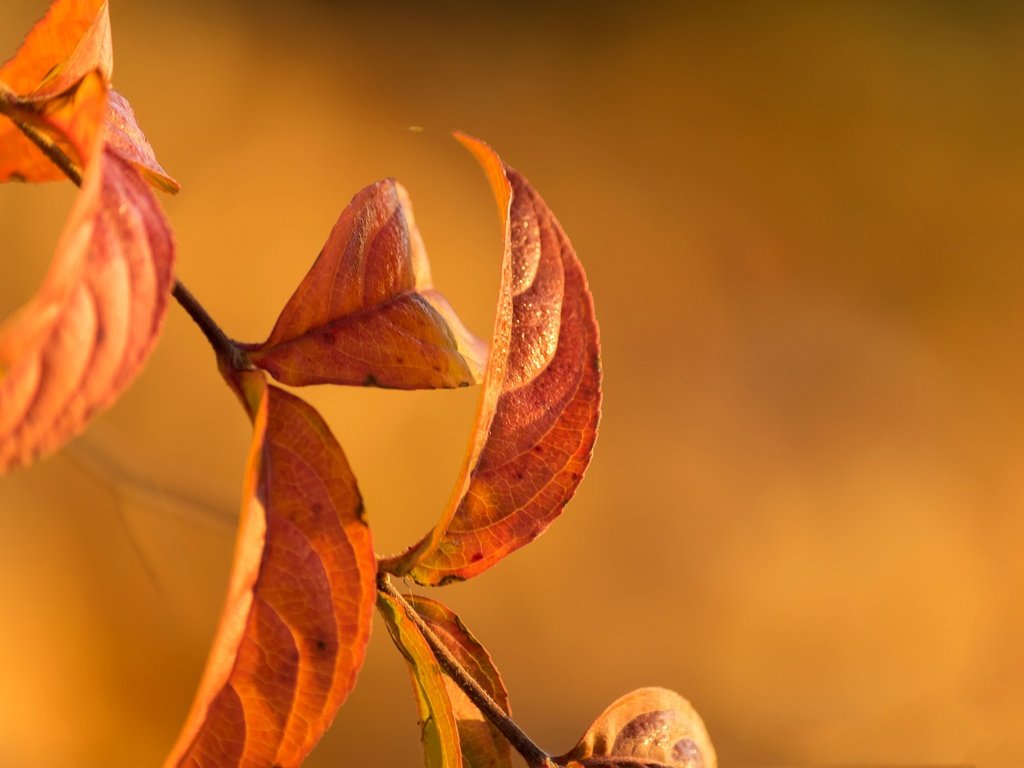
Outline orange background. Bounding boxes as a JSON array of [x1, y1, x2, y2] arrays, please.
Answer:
[[2, 1, 1023, 766]]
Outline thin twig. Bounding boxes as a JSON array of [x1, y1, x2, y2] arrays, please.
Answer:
[[14, 120, 84, 185], [171, 281, 252, 371], [377, 573, 556, 768]]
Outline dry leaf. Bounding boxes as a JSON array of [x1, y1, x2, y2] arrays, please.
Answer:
[[383, 133, 601, 584], [248, 178, 484, 389], [164, 370, 376, 767], [556, 688, 716, 768]]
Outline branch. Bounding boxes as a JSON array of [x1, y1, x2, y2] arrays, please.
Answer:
[[12, 115, 251, 372], [377, 573, 556, 768], [14, 120, 83, 185]]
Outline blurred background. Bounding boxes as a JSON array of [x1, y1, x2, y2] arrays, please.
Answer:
[[2, 1, 1024, 766]]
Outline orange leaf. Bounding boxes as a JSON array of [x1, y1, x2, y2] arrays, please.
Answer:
[[248, 178, 485, 389], [0, 0, 112, 96], [0, 0, 179, 191], [377, 590, 464, 768], [0, 76, 175, 474], [0, 0, 111, 182], [407, 595, 514, 768], [0, 64, 104, 183], [165, 370, 376, 767], [555, 688, 717, 768], [383, 134, 601, 584]]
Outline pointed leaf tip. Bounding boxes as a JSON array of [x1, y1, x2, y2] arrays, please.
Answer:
[[164, 371, 377, 767], [250, 178, 485, 390], [384, 133, 601, 584]]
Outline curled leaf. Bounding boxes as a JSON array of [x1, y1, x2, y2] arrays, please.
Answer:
[[383, 133, 601, 584], [0, 76, 175, 474], [556, 688, 717, 768], [378, 590, 463, 768], [248, 178, 485, 389], [408, 595, 513, 768], [0, 0, 178, 191], [0, 64, 103, 183], [165, 370, 377, 767], [0, 0, 111, 182]]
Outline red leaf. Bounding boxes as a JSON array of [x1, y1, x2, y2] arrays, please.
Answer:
[[248, 178, 485, 389], [555, 688, 717, 768], [165, 370, 377, 767], [382, 133, 601, 584], [0, 73, 175, 474], [408, 595, 514, 768], [104, 88, 180, 193]]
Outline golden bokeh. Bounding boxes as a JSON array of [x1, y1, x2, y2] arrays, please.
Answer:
[[2, 1, 1023, 766]]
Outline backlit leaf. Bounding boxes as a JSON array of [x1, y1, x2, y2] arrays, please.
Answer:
[[0, 74, 175, 474], [383, 133, 601, 584], [164, 370, 376, 767], [407, 595, 513, 768], [0, 0, 111, 183], [0, 64, 103, 183], [0, 0, 178, 191], [555, 688, 716, 768], [378, 589, 463, 768], [0, 0, 112, 97], [103, 88, 180, 193], [248, 178, 485, 389]]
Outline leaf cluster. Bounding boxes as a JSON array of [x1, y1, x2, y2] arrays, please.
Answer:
[[0, 2, 716, 767]]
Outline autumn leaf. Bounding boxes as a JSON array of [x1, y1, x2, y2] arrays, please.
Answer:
[[103, 88, 180, 193], [164, 369, 376, 767], [555, 688, 717, 768], [0, 0, 111, 182], [407, 595, 514, 768], [0, 75, 176, 474], [378, 590, 464, 768], [0, 0, 179, 191], [382, 133, 601, 584], [247, 178, 485, 389]]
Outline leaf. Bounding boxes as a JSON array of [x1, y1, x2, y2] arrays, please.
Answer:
[[0, 64, 103, 183], [0, 0, 179, 191], [382, 133, 602, 584], [0, 74, 176, 474], [555, 688, 717, 768], [407, 595, 514, 768], [103, 88, 180, 193], [0, 0, 112, 97], [377, 590, 464, 768], [247, 178, 485, 389], [164, 370, 377, 767], [0, 0, 111, 183]]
